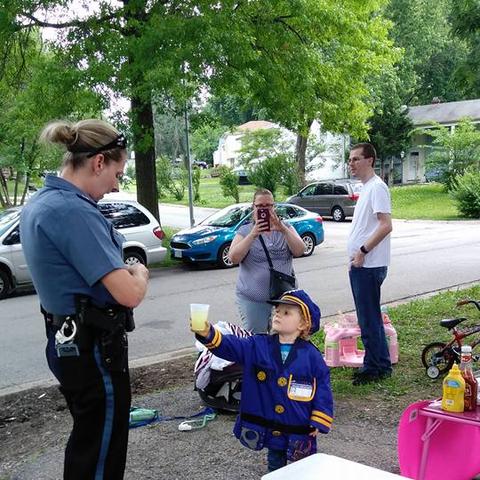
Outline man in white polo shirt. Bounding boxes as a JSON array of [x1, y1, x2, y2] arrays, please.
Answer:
[[347, 143, 393, 386]]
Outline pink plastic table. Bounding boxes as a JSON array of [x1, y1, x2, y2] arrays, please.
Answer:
[[418, 400, 480, 480], [399, 399, 480, 480]]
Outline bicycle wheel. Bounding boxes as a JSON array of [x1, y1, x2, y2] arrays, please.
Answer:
[[421, 342, 455, 376]]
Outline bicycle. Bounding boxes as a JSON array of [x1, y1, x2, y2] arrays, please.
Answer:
[[421, 299, 480, 379]]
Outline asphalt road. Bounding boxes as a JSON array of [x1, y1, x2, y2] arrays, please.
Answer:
[[1, 217, 479, 395]]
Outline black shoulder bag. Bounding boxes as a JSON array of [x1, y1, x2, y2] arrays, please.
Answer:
[[259, 235, 297, 300]]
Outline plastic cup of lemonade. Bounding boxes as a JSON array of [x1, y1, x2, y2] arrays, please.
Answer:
[[190, 304, 210, 332]]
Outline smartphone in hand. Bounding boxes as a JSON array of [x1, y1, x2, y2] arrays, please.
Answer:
[[257, 207, 270, 231]]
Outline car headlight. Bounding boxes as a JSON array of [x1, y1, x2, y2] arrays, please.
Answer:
[[192, 235, 218, 246]]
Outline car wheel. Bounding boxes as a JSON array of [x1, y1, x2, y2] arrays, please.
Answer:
[[0, 269, 12, 300], [332, 206, 345, 222], [217, 242, 234, 268], [124, 250, 146, 266], [301, 233, 316, 257]]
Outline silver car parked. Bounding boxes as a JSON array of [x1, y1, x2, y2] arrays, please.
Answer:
[[0, 199, 166, 299], [286, 179, 362, 222]]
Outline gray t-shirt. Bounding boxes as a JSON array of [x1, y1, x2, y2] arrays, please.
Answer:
[[236, 223, 295, 302]]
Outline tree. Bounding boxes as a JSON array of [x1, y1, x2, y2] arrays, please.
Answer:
[[2, 0, 395, 217], [386, 0, 471, 104], [368, 70, 413, 183], [190, 124, 227, 166], [238, 127, 324, 195], [0, 35, 103, 207], [422, 119, 480, 190], [451, 0, 480, 97]]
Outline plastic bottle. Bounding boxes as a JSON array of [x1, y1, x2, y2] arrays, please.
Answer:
[[442, 363, 465, 413], [460, 345, 477, 411]]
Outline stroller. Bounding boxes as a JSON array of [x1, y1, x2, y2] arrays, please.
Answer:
[[194, 322, 251, 413]]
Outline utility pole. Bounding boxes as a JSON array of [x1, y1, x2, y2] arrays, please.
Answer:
[[184, 101, 195, 227]]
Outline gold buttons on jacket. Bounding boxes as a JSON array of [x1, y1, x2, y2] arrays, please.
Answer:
[[277, 377, 287, 387], [275, 405, 285, 414], [257, 371, 267, 381], [272, 430, 282, 436]]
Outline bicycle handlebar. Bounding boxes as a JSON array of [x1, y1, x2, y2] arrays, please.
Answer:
[[457, 299, 480, 311]]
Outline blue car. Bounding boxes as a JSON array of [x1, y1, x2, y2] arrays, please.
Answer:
[[170, 203, 324, 268]]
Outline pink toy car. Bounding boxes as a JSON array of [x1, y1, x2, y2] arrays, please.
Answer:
[[324, 312, 399, 368]]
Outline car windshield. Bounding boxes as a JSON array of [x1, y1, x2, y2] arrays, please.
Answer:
[[0, 209, 20, 236], [201, 205, 252, 227]]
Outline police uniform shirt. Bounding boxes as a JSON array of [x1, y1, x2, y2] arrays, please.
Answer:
[[197, 326, 334, 453], [20, 175, 126, 315]]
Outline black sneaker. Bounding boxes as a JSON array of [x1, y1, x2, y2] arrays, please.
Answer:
[[352, 371, 380, 386]]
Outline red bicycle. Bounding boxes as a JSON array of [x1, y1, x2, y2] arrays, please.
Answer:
[[421, 299, 480, 379]]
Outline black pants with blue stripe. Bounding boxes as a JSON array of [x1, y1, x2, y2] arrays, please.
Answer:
[[46, 325, 131, 480]]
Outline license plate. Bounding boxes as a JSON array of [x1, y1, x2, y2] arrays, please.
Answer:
[[173, 249, 182, 258]]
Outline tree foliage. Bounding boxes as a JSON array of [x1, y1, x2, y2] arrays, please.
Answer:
[[451, 167, 480, 218], [155, 156, 188, 200], [386, 0, 471, 104], [2, 0, 395, 215], [190, 123, 227, 166], [423, 119, 480, 190], [0, 34, 103, 207], [450, 0, 480, 96], [218, 166, 239, 203]]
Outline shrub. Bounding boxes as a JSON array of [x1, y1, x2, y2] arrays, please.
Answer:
[[246, 156, 286, 197], [156, 156, 188, 200], [218, 166, 240, 203], [192, 166, 201, 201], [282, 159, 301, 196], [451, 167, 480, 218], [156, 156, 172, 198]]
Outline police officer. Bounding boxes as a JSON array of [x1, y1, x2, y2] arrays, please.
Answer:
[[20, 119, 149, 480]]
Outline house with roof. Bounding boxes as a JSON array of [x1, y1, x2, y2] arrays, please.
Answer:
[[213, 120, 348, 180], [405, 98, 480, 183]]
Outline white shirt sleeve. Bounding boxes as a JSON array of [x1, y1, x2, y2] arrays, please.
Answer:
[[371, 181, 391, 215]]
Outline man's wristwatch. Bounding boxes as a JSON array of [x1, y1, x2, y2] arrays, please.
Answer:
[[360, 245, 369, 254]]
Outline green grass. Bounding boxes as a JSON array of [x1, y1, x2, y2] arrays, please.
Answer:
[[311, 284, 480, 404], [391, 183, 461, 220], [158, 174, 289, 208]]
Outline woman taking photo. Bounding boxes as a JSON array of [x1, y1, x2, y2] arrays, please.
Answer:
[[20, 119, 149, 480], [228, 188, 305, 333]]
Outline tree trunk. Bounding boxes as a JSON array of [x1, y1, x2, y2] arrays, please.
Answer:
[[295, 133, 308, 186], [0, 171, 11, 207], [131, 95, 160, 222]]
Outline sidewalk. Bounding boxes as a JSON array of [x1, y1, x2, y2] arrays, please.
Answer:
[[1, 355, 401, 480]]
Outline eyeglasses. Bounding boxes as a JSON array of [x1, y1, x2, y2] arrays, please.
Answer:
[[348, 156, 371, 163], [254, 203, 274, 208]]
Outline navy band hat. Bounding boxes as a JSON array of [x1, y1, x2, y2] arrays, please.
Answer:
[[268, 289, 321, 335]]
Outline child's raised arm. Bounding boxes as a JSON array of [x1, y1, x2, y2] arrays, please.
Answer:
[[193, 322, 253, 365]]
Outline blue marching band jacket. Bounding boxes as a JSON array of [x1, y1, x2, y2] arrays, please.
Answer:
[[197, 326, 334, 460]]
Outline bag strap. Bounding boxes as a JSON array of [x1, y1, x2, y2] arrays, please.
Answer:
[[258, 235, 274, 268]]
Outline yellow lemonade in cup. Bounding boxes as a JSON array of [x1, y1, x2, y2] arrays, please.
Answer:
[[190, 303, 210, 332]]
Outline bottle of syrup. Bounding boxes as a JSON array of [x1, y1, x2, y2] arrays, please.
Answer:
[[442, 363, 465, 413], [460, 345, 477, 411]]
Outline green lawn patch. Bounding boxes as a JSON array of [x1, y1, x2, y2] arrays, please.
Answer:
[[391, 183, 461, 220], [311, 284, 480, 403], [158, 173, 288, 208]]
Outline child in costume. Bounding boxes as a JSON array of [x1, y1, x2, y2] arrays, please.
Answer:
[[192, 289, 334, 472]]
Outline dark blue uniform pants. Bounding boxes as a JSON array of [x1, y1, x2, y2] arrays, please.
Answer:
[[46, 327, 131, 480]]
